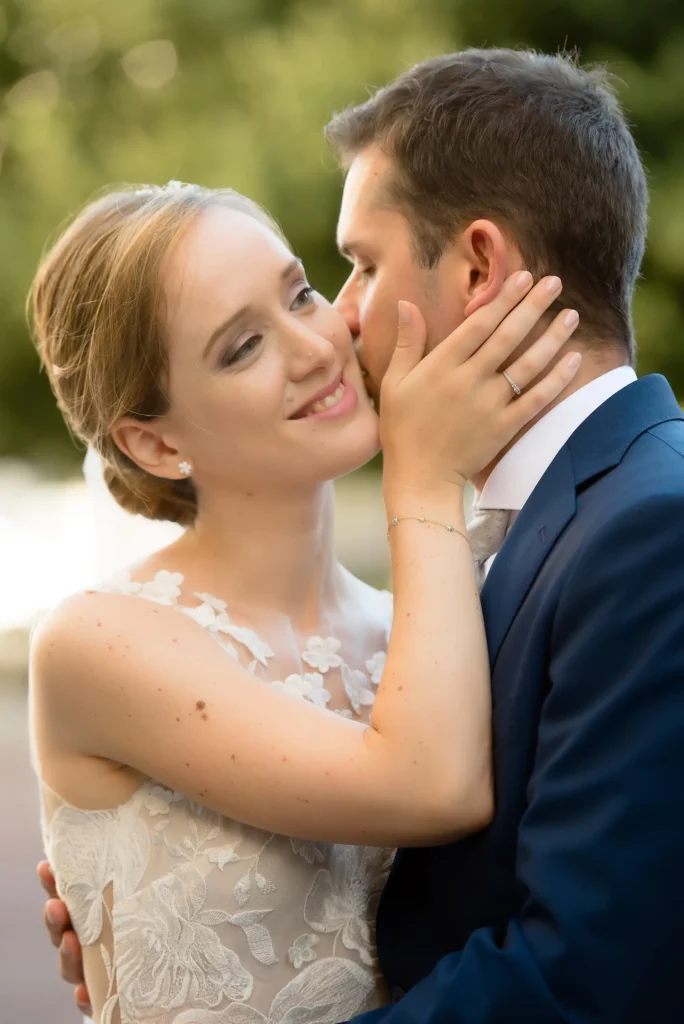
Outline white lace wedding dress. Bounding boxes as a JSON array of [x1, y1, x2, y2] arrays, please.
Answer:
[[38, 569, 395, 1024]]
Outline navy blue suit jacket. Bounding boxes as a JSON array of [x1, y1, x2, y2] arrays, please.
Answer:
[[353, 374, 684, 1023]]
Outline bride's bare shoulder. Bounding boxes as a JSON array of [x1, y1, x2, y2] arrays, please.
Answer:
[[29, 572, 200, 689]]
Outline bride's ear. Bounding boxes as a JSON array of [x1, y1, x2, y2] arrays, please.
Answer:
[[461, 220, 512, 318], [111, 418, 185, 481]]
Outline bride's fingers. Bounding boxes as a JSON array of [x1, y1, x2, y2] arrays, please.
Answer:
[[466, 276, 564, 374], [432, 270, 535, 365], [505, 350, 583, 433], [498, 307, 580, 396]]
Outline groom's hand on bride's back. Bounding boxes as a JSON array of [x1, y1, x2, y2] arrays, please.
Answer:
[[37, 860, 92, 1018], [380, 272, 581, 494]]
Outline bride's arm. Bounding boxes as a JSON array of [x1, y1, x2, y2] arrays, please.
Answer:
[[31, 274, 579, 848]]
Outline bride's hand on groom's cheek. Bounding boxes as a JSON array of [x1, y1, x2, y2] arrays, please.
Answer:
[[38, 861, 92, 1018], [380, 272, 582, 498]]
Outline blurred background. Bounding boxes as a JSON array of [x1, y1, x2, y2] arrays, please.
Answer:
[[2, 0, 684, 1020]]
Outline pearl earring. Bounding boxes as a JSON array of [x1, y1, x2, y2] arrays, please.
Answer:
[[178, 460, 192, 477]]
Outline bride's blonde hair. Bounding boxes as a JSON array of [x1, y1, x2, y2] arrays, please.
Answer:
[[29, 182, 284, 525]]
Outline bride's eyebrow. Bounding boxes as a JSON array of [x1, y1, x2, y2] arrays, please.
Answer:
[[202, 306, 253, 361], [202, 258, 304, 360], [282, 257, 305, 279]]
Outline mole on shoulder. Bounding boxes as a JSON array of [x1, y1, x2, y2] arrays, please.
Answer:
[[196, 700, 206, 711]]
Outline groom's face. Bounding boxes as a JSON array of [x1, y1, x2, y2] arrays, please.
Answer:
[[334, 145, 466, 401]]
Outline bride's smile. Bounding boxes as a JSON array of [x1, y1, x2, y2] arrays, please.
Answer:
[[288, 373, 358, 420]]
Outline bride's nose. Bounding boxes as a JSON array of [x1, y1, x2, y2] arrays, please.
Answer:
[[284, 320, 337, 381]]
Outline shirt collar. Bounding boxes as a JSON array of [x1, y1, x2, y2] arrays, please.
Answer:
[[475, 366, 638, 512]]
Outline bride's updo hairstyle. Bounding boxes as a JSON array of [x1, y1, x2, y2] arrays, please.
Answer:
[[29, 182, 284, 525]]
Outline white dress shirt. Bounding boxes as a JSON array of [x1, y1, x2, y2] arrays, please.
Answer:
[[475, 366, 637, 574]]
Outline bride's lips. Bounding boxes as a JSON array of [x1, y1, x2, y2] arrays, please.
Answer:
[[289, 374, 358, 422]]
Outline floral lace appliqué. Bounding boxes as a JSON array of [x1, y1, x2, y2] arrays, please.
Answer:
[[302, 636, 344, 672]]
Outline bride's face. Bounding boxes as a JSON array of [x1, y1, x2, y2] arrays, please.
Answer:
[[158, 205, 380, 493]]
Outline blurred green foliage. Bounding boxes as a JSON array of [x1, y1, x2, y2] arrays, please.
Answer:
[[1, 0, 683, 470]]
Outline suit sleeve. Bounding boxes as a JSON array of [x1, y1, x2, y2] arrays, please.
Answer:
[[351, 492, 684, 1024]]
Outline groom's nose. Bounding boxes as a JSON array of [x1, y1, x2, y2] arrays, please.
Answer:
[[333, 276, 361, 339]]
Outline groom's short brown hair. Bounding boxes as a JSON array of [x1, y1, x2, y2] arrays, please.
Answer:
[[325, 49, 648, 356]]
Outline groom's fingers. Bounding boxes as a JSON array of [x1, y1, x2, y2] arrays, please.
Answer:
[[59, 928, 86, 985], [38, 860, 58, 899], [75, 984, 93, 1018], [39, 859, 89, 997], [44, 898, 70, 948]]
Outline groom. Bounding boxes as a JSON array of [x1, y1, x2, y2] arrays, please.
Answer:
[[326, 49, 684, 1023], [41, 50, 684, 1022]]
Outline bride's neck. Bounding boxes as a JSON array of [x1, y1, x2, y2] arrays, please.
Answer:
[[169, 480, 340, 625]]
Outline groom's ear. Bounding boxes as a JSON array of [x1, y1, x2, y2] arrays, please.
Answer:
[[460, 220, 515, 318]]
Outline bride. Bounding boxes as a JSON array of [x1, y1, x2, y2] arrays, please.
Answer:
[[28, 181, 579, 1024]]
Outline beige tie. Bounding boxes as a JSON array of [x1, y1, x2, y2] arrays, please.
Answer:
[[467, 508, 512, 588]]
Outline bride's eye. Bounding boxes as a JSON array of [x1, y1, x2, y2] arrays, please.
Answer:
[[290, 285, 315, 311], [221, 334, 262, 368]]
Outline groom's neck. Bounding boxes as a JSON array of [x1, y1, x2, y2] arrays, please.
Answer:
[[470, 340, 632, 494]]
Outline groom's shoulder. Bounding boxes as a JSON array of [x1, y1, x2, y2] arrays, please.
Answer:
[[573, 419, 684, 561], [569, 416, 684, 547], [613, 411, 684, 487], [645, 417, 684, 462]]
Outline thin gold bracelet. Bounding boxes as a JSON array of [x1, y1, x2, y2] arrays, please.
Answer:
[[387, 515, 470, 546]]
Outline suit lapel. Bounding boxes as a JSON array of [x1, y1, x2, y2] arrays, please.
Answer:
[[480, 374, 684, 669]]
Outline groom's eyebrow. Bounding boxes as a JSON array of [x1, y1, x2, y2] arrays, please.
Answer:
[[338, 238, 377, 264], [338, 240, 359, 261], [202, 258, 303, 360]]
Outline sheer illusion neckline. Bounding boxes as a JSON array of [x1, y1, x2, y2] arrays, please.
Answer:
[[96, 568, 391, 716]]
